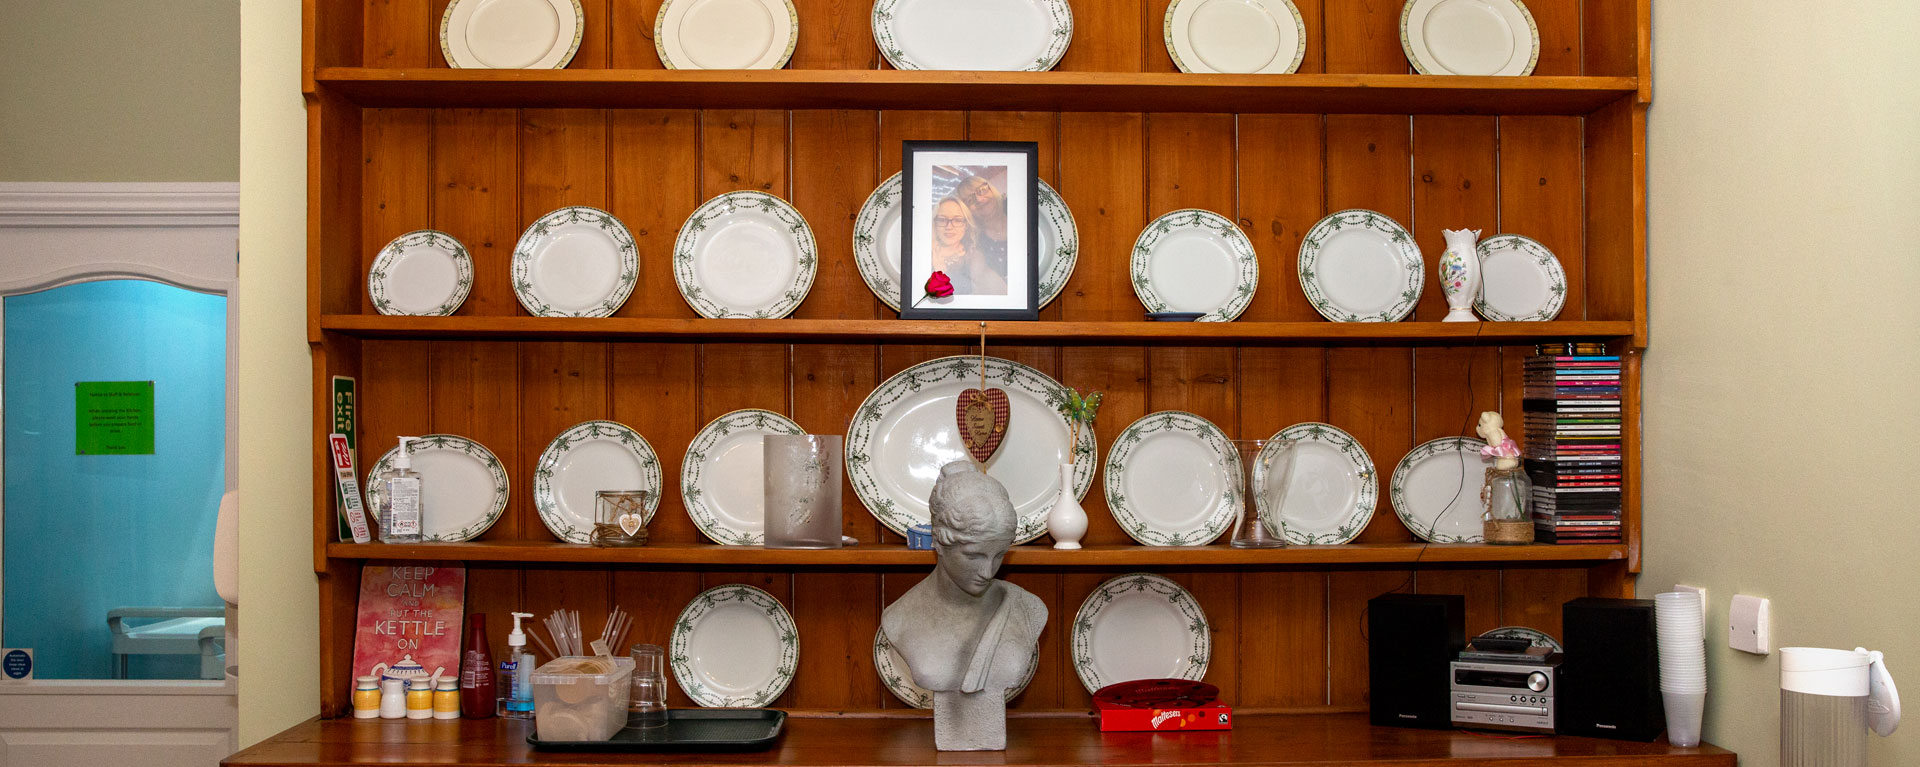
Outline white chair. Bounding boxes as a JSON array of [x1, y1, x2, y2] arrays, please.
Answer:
[[106, 607, 226, 680]]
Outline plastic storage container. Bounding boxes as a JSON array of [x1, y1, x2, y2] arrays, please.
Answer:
[[531, 656, 635, 742]]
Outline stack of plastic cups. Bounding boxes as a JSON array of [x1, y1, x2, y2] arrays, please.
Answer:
[[1654, 591, 1707, 747]]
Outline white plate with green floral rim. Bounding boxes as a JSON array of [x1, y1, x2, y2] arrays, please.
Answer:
[[682, 409, 805, 546], [364, 434, 508, 542], [673, 191, 817, 319], [1474, 234, 1565, 322], [872, 0, 1073, 71], [1130, 209, 1259, 322], [368, 230, 473, 316], [1103, 411, 1239, 546], [512, 206, 639, 317], [1483, 625, 1563, 652], [853, 173, 1078, 312], [1071, 573, 1210, 694], [440, 0, 584, 69], [1400, 0, 1539, 77], [1253, 422, 1376, 544], [873, 627, 1036, 708], [846, 355, 1095, 544], [1390, 436, 1491, 543], [1163, 0, 1306, 74], [670, 584, 799, 708], [1297, 208, 1424, 323], [653, 0, 798, 70], [532, 420, 662, 544]]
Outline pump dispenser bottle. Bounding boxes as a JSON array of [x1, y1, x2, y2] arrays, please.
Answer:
[[378, 436, 423, 544], [498, 612, 536, 719]]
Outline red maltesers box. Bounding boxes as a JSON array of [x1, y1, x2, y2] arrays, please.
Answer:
[[1093, 679, 1232, 732]]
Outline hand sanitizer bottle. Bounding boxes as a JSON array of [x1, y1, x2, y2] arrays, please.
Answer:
[[378, 436, 423, 544], [498, 612, 536, 719]]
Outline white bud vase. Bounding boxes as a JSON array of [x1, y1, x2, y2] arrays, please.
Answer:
[[1438, 228, 1482, 322], [1047, 463, 1087, 550]]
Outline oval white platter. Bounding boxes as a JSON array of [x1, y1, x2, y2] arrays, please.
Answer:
[[873, 627, 1036, 708], [872, 0, 1073, 72], [1400, 0, 1539, 76], [532, 420, 662, 544], [1130, 209, 1259, 322], [1164, 0, 1306, 74], [511, 206, 639, 317], [1071, 573, 1211, 694], [654, 0, 798, 70], [440, 0, 584, 69], [853, 173, 1078, 312], [368, 230, 473, 316], [682, 409, 806, 546], [1484, 625, 1563, 652], [1475, 234, 1566, 322], [1390, 436, 1491, 544], [1256, 422, 1377, 544], [673, 191, 817, 319], [1103, 411, 1239, 546], [1298, 208, 1424, 323], [364, 434, 509, 542], [845, 355, 1095, 544], [670, 584, 799, 708]]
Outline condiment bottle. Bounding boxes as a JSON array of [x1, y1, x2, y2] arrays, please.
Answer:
[[378, 677, 406, 719], [405, 678, 434, 719], [432, 677, 460, 719], [351, 675, 382, 719], [459, 614, 496, 719]]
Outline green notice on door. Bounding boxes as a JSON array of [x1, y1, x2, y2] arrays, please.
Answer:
[[76, 381, 155, 455]]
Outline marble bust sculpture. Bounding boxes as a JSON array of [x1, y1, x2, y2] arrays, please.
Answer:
[[881, 461, 1048, 751]]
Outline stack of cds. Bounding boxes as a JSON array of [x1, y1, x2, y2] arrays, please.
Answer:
[[1523, 343, 1622, 544]]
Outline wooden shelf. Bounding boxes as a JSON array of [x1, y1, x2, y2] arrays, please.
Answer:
[[313, 68, 1638, 115], [326, 541, 1626, 567], [319, 315, 1632, 345], [225, 712, 1733, 767]]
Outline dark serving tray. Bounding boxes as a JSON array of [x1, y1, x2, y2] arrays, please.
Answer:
[[527, 708, 787, 752]]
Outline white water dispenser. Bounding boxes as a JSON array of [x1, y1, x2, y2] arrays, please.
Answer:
[[1780, 647, 1900, 767]]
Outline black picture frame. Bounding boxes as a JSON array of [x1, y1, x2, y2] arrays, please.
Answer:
[[898, 140, 1041, 321]]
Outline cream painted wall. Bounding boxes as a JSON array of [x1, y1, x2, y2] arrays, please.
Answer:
[[1642, 1, 1920, 766], [223, 0, 1920, 758], [235, 0, 316, 747], [0, 0, 239, 181]]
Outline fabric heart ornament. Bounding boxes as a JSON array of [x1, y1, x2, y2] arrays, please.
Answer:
[[956, 388, 1011, 464]]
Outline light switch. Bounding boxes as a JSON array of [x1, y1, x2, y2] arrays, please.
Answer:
[[1675, 584, 1708, 625], [1730, 594, 1770, 655]]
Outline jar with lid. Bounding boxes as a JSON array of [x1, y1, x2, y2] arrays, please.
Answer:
[[405, 678, 434, 719], [432, 677, 460, 719], [351, 675, 382, 719]]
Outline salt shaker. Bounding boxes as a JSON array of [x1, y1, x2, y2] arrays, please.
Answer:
[[352, 675, 382, 719]]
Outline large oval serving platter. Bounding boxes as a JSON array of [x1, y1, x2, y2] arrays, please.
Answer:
[[872, 0, 1073, 71], [364, 434, 509, 542], [846, 356, 1095, 544]]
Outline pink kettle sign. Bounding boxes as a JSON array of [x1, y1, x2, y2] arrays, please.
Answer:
[[350, 563, 466, 688]]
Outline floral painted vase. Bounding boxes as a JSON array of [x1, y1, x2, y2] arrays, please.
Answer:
[[1438, 228, 1482, 322]]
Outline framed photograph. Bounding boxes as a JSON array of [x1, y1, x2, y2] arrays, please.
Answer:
[[899, 141, 1041, 320]]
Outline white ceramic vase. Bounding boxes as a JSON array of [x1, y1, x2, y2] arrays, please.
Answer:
[[1438, 228, 1482, 322], [1047, 463, 1087, 550]]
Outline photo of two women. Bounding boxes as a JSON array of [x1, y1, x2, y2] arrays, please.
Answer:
[[927, 166, 1010, 296]]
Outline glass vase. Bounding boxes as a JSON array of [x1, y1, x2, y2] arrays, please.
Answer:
[[1229, 439, 1290, 548], [763, 434, 843, 549], [1481, 466, 1534, 545]]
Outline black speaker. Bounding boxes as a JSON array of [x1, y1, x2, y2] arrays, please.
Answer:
[[1559, 597, 1664, 741], [1367, 593, 1465, 729]]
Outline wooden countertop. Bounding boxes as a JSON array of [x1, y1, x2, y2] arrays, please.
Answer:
[[224, 713, 1733, 767]]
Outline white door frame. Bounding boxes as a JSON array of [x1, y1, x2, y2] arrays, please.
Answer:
[[0, 182, 240, 763]]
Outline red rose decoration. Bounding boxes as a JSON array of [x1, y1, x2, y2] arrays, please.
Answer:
[[925, 271, 954, 298]]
